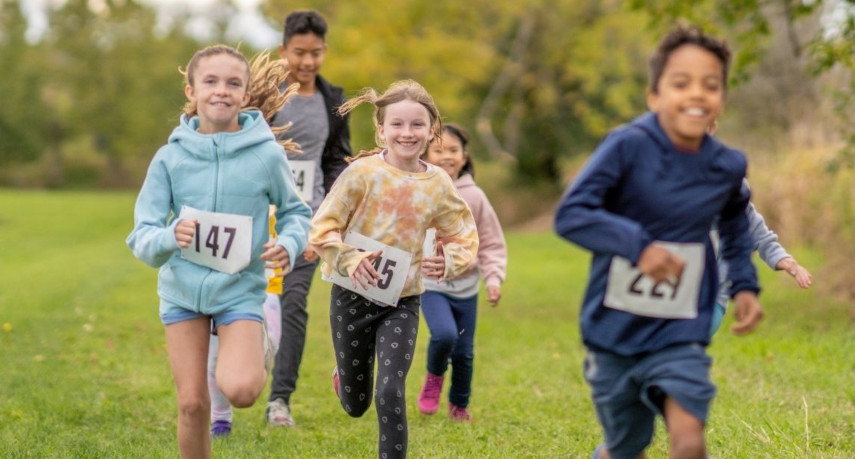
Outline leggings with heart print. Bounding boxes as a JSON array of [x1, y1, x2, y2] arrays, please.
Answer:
[[330, 285, 420, 459]]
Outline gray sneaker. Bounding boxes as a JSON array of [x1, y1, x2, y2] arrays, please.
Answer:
[[266, 398, 295, 427]]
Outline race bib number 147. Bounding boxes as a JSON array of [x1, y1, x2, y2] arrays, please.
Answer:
[[179, 206, 253, 275]]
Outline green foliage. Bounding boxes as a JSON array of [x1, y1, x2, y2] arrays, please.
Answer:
[[264, 0, 654, 184], [0, 0, 49, 164], [0, 190, 852, 457], [2, 0, 854, 186]]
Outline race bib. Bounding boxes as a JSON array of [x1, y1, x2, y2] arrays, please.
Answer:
[[179, 206, 253, 274], [324, 232, 413, 307], [289, 160, 315, 202], [603, 242, 705, 319]]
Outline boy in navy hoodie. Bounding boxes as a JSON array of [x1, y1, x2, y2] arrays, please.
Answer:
[[554, 26, 763, 459]]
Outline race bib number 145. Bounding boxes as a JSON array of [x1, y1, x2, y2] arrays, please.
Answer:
[[178, 206, 253, 275], [603, 242, 705, 319], [324, 232, 413, 307]]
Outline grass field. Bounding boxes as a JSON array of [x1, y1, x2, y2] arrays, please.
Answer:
[[0, 190, 852, 458]]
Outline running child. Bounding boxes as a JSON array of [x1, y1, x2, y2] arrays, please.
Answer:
[[203, 53, 302, 437], [266, 9, 353, 428], [416, 123, 507, 422], [127, 45, 311, 459], [553, 26, 763, 459], [711, 195, 812, 334], [308, 80, 479, 459]]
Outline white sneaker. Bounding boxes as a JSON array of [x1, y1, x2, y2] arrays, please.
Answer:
[[266, 398, 295, 427]]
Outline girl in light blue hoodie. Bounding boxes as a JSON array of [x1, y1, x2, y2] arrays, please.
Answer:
[[127, 45, 311, 459]]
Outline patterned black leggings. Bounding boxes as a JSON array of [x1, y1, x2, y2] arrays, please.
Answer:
[[330, 285, 420, 459]]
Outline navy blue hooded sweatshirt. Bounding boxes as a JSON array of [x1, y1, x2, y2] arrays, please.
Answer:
[[554, 112, 759, 356]]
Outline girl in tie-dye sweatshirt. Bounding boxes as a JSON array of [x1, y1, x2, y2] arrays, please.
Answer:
[[309, 80, 478, 459]]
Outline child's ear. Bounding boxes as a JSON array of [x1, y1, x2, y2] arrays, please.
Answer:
[[184, 84, 195, 102], [241, 91, 251, 108], [645, 90, 659, 113]]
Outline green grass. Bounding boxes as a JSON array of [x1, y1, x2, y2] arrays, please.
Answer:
[[0, 190, 851, 458]]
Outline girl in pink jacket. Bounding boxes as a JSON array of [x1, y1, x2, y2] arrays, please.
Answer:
[[417, 123, 508, 421]]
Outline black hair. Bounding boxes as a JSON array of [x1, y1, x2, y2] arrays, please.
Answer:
[[648, 25, 731, 94], [283, 10, 328, 45], [441, 123, 475, 179]]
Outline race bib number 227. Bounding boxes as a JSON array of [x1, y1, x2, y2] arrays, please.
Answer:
[[603, 242, 705, 319]]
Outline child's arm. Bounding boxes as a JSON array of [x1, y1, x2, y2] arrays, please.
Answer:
[[429, 182, 480, 282], [554, 133, 655, 267], [719, 180, 763, 332], [746, 201, 813, 288], [127, 153, 184, 268], [308, 169, 373, 278], [471, 189, 507, 306]]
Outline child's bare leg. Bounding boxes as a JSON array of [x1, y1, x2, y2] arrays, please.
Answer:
[[664, 397, 706, 459], [215, 320, 266, 407], [165, 317, 212, 459]]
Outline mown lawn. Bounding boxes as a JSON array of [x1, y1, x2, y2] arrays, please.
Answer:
[[0, 190, 851, 458]]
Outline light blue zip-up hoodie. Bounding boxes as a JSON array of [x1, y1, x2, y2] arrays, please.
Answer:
[[127, 110, 311, 317]]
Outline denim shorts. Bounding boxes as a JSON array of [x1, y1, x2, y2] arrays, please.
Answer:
[[160, 303, 263, 330], [583, 343, 716, 459]]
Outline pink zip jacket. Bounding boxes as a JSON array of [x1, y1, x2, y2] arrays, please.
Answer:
[[423, 173, 507, 297]]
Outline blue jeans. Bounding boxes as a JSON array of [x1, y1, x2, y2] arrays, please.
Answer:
[[420, 291, 478, 408]]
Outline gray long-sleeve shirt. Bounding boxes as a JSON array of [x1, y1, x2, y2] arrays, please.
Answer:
[[715, 200, 791, 308]]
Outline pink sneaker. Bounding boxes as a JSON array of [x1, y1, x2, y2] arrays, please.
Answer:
[[417, 372, 444, 415], [332, 367, 340, 399], [449, 404, 471, 422]]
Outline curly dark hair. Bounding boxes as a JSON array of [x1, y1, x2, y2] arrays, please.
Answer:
[[648, 25, 731, 94]]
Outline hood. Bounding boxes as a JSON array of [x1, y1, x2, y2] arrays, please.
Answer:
[[168, 110, 275, 159], [454, 173, 476, 189], [629, 112, 736, 179], [631, 111, 725, 155]]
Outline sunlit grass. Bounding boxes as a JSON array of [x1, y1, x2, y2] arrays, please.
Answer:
[[0, 190, 851, 458]]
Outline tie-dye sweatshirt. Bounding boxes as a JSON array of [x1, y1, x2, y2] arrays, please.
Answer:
[[310, 153, 479, 297]]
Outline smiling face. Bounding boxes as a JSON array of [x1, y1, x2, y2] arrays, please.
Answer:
[[279, 33, 326, 93], [378, 99, 433, 172], [425, 131, 467, 180], [184, 53, 250, 134], [646, 44, 725, 150]]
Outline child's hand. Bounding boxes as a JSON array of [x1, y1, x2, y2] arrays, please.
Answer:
[[637, 245, 684, 285], [776, 257, 812, 289], [351, 250, 382, 290], [486, 284, 501, 307], [261, 239, 291, 276], [421, 241, 446, 281], [731, 291, 764, 335], [303, 247, 319, 262], [174, 219, 197, 248]]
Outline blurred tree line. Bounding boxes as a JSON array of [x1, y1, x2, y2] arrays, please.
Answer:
[[1, 0, 852, 188]]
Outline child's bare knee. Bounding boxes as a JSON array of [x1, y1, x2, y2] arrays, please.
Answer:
[[177, 396, 209, 420]]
